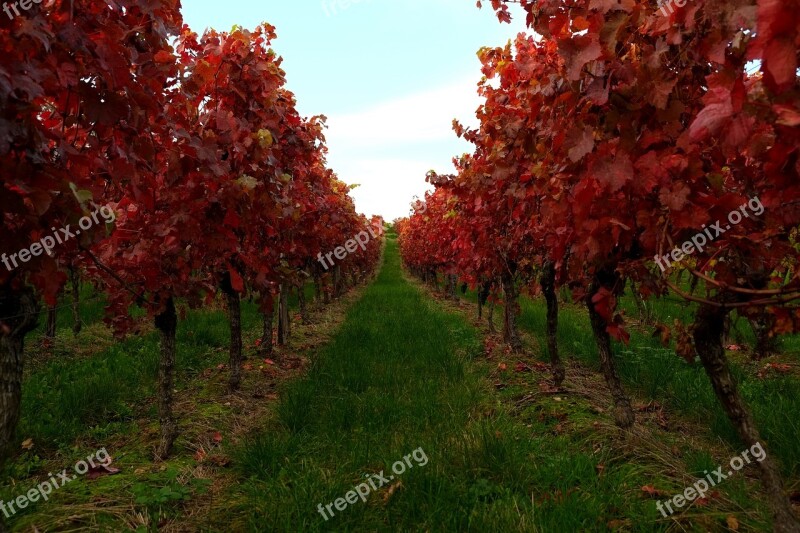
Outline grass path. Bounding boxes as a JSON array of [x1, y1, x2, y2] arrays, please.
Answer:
[[209, 237, 752, 532]]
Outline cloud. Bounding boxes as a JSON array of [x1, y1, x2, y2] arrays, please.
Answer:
[[334, 158, 436, 222], [325, 77, 482, 147], [324, 78, 482, 219]]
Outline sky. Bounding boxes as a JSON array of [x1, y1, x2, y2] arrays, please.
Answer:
[[180, 0, 528, 221]]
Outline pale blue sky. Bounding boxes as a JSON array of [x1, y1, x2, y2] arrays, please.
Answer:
[[181, 0, 527, 220]]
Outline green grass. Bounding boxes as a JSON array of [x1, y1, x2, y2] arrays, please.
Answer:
[[31, 282, 108, 336], [2, 247, 783, 531], [17, 299, 263, 450], [12, 276, 327, 454], [454, 275, 800, 478], [511, 289, 800, 479], [218, 239, 722, 532], [3, 290, 288, 531]]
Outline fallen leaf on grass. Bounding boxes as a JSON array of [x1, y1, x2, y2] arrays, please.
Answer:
[[207, 454, 231, 467], [484, 339, 497, 357], [652, 323, 671, 347], [726, 515, 739, 530], [641, 485, 670, 498], [383, 481, 403, 503], [635, 401, 663, 412], [498, 362, 508, 371], [213, 431, 223, 443], [766, 363, 792, 373], [86, 464, 121, 480], [538, 381, 559, 393], [514, 362, 532, 373], [21, 438, 34, 450]]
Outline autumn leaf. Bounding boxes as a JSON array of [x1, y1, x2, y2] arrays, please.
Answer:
[[382, 481, 403, 503], [567, 126, 595, 162], [592, 155, 633, 193], [762, 37, 797, 91], [514, 362, 533, 373], [690, 101, 734, 141], [652, 324, 671, 347], [641, 485, 670, 498], [774, 104, 800, 127], [560, 34, 603, 80], [85, 464, 121, 480], [154, 50, 174, 63], [228, 267, 244, 293]]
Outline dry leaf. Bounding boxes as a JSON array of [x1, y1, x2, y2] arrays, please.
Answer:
[[382, 481, 403, 502], [641, 485, 669, 498], [208, 454, 231, 467], [85, 464, 121, 480], [514, 362, 532, 373]]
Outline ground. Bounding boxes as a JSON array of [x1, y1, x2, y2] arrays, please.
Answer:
[[1, 237, 798, 532]]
